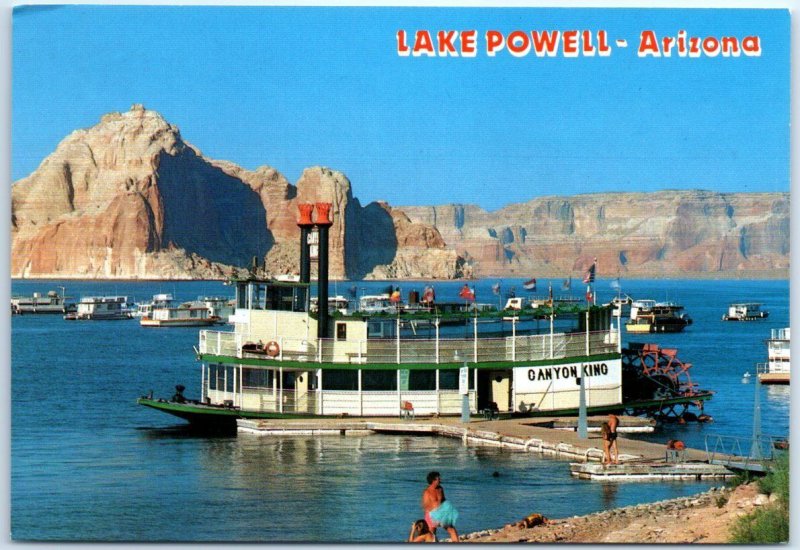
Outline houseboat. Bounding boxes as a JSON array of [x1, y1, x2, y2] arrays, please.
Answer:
[[65, 296, 133, 320], [358, 294, 396, 314], [310, 295, 352, 316], [200, 296, 236, 323], [626, 300, 692, 333], [757, 328, 790, 384], [722, 303, 769, 321], [133, 293, 174, 319], [140, 301, 222, 327], [11, 289, 75, 315], [138, 202, 712, 429]]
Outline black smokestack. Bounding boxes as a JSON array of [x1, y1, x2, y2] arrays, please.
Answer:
[[297, 203, 314, 284], [315, 203, 333, 339]]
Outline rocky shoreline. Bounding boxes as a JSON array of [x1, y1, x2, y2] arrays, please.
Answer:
[[462, 482, 772, 544]]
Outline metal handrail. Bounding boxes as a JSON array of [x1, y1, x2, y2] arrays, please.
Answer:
[[199, 328, 617, 365], [704, 434, 786, 468]]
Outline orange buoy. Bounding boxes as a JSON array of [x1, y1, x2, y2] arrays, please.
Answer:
[[265, 341, 280, 357]]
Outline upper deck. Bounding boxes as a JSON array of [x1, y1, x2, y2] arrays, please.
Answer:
[[199, 278, 620, 366]]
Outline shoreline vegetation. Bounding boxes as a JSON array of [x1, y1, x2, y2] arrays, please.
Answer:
[[462, 455, 789, 544]]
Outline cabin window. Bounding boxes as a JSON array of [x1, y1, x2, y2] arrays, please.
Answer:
[[362, 370, 397, 391], [336, 323, 347, 340], [408, 369, 436, 391], [321, 369, 358, 390], [243, 368, 273, 388], [439, 369, 475, 390]]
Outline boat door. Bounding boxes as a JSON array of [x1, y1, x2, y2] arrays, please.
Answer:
[[282, 370, 315, 413], [477, 369, 513, 412]]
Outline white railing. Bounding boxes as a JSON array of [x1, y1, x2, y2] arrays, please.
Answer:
[[199, 329, 617, 365]]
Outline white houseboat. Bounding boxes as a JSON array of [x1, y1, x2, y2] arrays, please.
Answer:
[[200, 296, 236, 323], [138, 202, 711, 429], [66, 296, 133, 320], [722, 303, 769, 321], [134, 293, 174, 319], [757, 328, 790, 384], [140, 301, 222, 328], [11, 289, 75, 315]]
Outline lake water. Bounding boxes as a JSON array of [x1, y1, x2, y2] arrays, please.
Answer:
[[10, 278, 789, 542]]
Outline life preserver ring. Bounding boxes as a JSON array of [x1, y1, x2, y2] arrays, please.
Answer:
[[265, 341, 280, 357]]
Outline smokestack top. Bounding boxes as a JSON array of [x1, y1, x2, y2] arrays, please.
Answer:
[[297, 203, 315, 227], [315, 202, 333, 226]]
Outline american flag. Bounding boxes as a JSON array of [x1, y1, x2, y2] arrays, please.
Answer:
[[583, 261, 596, 284]]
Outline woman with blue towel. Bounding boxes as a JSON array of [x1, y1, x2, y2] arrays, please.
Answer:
[[421, 471, 459, 542]]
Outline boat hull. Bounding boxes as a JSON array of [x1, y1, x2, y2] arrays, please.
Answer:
[[138, 391, 713, 426], [757, 373, 789, 384], [140, 318, 220, 327]]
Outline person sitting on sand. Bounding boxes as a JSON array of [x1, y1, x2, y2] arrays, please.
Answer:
[[422, 471, 460, 542], [408, 519, 436, 543]]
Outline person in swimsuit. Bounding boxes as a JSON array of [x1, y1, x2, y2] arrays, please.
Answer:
[[421, 471, 459, 542], [608, 413, 620, 464], [408, 519, 435, 543], [600, 422, 612, 465]]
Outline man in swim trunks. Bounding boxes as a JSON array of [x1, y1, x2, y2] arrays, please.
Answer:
[[422, 471, 459, 542], [608, 413, 620, 464]]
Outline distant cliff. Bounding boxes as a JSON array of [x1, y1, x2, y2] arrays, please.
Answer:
[[11, 106, 788, 280], [11, 105, 466, 280], [400, 191, 789, 278]]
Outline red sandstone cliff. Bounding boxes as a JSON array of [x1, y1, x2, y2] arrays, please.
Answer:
[[400, 192, 789, 278], [11, 105, 465, 280]]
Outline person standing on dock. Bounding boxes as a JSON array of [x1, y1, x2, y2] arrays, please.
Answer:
[[608, 413, 620, 464], [422, 471, 459, 542]]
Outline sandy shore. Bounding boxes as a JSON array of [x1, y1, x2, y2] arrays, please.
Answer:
[[461, 482, 774, 544]]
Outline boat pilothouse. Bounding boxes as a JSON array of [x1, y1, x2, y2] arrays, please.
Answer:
[[138, 202, 712, 428]]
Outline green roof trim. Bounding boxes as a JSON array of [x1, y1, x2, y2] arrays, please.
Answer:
[[197, 352, 622, 370]]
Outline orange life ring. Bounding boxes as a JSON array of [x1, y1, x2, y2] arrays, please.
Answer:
[[265, 341, 280, 357]]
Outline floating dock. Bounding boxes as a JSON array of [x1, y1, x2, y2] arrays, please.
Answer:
[[236, 415, 718, 476], [569, 461, 736, 481]]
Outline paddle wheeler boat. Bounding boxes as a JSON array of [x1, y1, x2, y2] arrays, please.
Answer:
[[757, 328, 790, 384], [138, 203, 712, 429]]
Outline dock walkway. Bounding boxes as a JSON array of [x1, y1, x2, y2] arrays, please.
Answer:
[[237, 415, 709, 465]]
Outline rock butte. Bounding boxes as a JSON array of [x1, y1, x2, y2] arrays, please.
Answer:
[[11, 105, 789, 280]]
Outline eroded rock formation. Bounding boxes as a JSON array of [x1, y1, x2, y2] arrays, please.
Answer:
[[400, 191, 789, 278], [11, 105, 465, 280]]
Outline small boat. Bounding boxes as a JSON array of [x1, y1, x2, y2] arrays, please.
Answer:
[[522, 278, 537, 291], [757, 328, 790, 384], [626, 300, 692, 333], [140, 301, 222, 327], [358, 294, 396, 314], [11, 289, 75, 315], [722, 303, 769, 321], [310, 295, 352, 316], [65, 296, 133, 320], [133, 293, 174, 319]]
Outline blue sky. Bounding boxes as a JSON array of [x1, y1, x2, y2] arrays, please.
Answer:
[[12, 6, 789, 211]]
